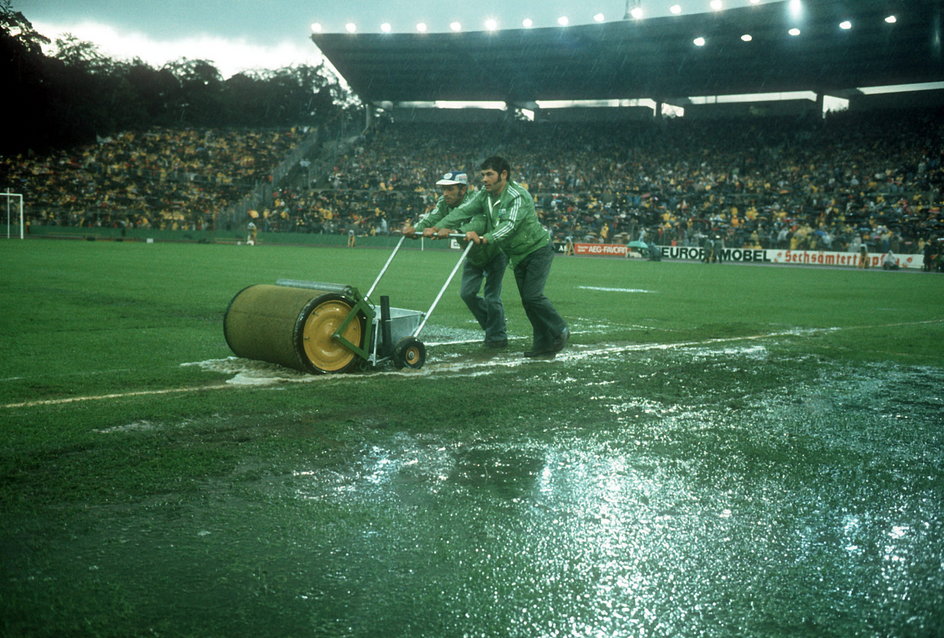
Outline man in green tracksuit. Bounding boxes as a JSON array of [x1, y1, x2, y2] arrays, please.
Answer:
[[402, 170, 509, 348], [434, 156, 569, 358]]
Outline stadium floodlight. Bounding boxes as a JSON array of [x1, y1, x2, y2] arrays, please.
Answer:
[[310, 22, 323, 33], [345, 22, 357, 33], [594, 13, 606, 23], [669, 5, 682, 15], [741, 33, 753, 42], [485, 18, 498, 31], [380, 22, 392, 33], [416, 22, 428, 33], [710, 0, 723, 11], [885, 15, 897, 24], [749, 0, 760, 4], [693, 36, 706, 46], [450, 21, 462, 32], [522, 18, 534, 28], [839, 20, 852, 30], [788, 0, 803, 18], [631, 7, 644, 19], [788, 27, 801, 36], [557, 16, 570, 26]]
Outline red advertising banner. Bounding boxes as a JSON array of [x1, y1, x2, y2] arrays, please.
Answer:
[[573, 243, 629, 257]]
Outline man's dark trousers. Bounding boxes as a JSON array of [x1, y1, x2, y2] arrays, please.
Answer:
[[513, 244, 567, 351], [460, 252, 508, 345]]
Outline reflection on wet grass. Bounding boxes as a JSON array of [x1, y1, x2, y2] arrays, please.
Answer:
[[2, 346, 943, 636]]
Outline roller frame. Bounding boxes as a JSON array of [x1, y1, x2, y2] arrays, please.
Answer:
[[271, 233, 473, 371]]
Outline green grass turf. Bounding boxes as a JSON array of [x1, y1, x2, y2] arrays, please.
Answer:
[[1, 239, 943, 637]]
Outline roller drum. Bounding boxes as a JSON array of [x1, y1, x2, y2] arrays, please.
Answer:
[[224, 284, 364, 373]]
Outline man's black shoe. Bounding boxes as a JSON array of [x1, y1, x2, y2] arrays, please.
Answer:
[[551, 327, 570, 352], [484, 339, 508, 349], [523, 348, 555, 358]]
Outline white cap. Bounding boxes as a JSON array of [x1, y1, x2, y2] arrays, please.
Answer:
[[435, 171, 468, 185]]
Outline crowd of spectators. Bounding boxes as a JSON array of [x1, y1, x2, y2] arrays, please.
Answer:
[[287, 108, 942, 258], [0, 127, 304, 231], [2, 108, 942, 263]]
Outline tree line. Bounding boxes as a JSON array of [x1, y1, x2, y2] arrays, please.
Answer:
[[0, 2, 356, 156]]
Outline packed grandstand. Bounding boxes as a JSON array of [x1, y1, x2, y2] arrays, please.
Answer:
[[3, 108, 942, 265], [1, 0, 942, 270]]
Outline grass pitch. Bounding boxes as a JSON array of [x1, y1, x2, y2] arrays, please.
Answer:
[[1, 239, 943, 637]]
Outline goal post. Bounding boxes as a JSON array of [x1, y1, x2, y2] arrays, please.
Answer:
[[2, 190, 24, 239]]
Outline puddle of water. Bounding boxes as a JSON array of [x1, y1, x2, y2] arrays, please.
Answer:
[[21, 344, 938, 637]]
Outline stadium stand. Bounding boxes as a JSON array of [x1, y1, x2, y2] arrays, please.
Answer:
[[0, 127, 304, 232], [273, 107, 943, 256], [2, 0, 942, 262], [3, 107, 942, 259]]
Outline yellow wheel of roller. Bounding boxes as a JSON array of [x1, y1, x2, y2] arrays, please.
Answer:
[[300, 297, 363, 373]]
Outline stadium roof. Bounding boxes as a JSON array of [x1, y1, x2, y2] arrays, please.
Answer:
[[311, 0, 944, 104]]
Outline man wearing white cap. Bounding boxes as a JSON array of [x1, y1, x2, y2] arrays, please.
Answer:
[[402, 170, 509, 348]]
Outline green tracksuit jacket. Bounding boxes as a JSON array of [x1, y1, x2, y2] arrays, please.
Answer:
[[437, 181, 549, 267], [414, 190, 503, 268]]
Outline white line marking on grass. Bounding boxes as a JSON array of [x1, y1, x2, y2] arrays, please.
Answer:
[[425, 338, 492, 347], [4, 318, 941, 409], [579, 286, 655, 293], [2, 384, 233, 409]]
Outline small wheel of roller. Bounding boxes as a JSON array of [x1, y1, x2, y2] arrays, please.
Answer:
[[393, 337, 426, 370]]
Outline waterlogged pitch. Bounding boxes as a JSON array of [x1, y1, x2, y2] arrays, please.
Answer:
[[1, 239, 943, 637]]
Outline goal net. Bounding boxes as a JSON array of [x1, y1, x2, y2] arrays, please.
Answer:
[[2, 191, 24, 239]]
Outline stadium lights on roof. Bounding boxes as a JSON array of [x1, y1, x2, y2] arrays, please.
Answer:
[[885, 15, 897, 24], [693, 36, 706, 46], [312, 2, 862, 34]]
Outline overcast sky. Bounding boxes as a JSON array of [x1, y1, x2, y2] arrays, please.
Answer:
[[12, 0, 778, 78]]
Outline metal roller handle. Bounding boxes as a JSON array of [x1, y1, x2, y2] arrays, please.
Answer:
[[403, 232, 472, 240], [366, 234, 407, 300], [276, 279, 355, 295], [413, 239, 476, 338], [367, 233, 472, 300]]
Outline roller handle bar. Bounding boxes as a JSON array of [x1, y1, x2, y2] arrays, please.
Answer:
[[366, 233, 476, 299], [365, 234, 407, 299], [413, 240, 475, 338]]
